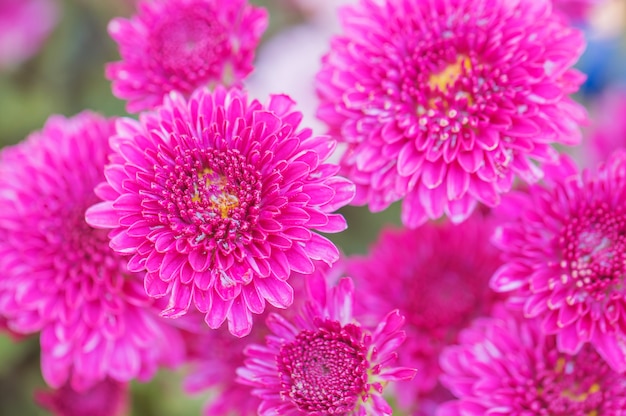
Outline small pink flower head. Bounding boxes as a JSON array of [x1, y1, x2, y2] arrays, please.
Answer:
[[237, 274, 416, 416], [86, 87, 355, 337], [106, 0, 268, 112], [346, 212, 502, 410], [35, 378, 129, 416], [0, 0, 58, 70], [491, 151, 626, 373], [0, 112, 184, 390], [316, 0, 587, 227], [438, 307, 626, 415]]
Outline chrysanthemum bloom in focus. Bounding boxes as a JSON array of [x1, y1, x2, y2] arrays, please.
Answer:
[[35, 378, 128, 416], [491, 151, 626, 372], [86, 87, 354, 337], [316, 0, 587, 227], [439, 307, 626, 415], [346, 212, 502, 412], [0, 112, 184, 390], [106, 0, 267, 112], [237, 275, 416, 415], [0, 0, 58, 71]]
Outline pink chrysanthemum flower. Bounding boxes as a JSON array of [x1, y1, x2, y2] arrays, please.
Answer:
[[491, 151, 626, 373], [106, 0, 268, 112], [0, 0, 58, 71], [439, 307, 626, 415], [35, 378, 129, 416], [0, 112, 184, 390], [237, 274, 416, 416], [316, 0, 587, 227], [346, 212, 502, 412], [86, 87, 354, 337]]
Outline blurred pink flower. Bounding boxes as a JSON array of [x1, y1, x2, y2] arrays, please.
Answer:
[[554, 0, 605, 21], [316, 0, 587, 227], [347, 212, 502, 412], [237, 274, 416, 415], [491, 151, 626, 372], [582, 87, 626, 168], [35, 378, 129, 416], [0, 112, 184, 390], [0, 0, 58, 70], [439, 307, 626, 414], [106, 0, 267, 112], [184, 324, 262, 416], [86, 87, 354, 337]]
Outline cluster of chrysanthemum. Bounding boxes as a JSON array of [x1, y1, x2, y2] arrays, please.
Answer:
[[3, 0, 626, 415]]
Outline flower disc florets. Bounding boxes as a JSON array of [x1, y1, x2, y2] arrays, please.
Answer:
[[86, 87, 355, 337], [316, 0, 587, 227]]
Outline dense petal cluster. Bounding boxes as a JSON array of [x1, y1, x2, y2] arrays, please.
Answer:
[[439, 307, 626, 415], [316, 0, 587, 227], [0, 112, 184, 390], [106, 0, 268, 112], [86, 87, 354, 337], [491, 151, 626, 372], [347, 212, 501, 411], [237, 274, 416, 415], [0, 0, 58, 70], [35, 378, 129, 416]]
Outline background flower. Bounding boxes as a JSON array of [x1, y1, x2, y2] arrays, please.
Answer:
[[0, 111, 184, 391], [439, 306, 626, 414], [0, 0, 58, 71], [316, 0, 587, 227], [35, 378, 129, 416], [106, 0, 268, 112], [347, 211, 502, 413], [491, 152, 626, 372], [86, 87, 355, 337]]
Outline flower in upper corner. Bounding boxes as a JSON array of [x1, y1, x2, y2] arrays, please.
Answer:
[[0, 112, 184, 391], [86, 87, 355, 337], [0, 0, 58, 71], [35, 378, 129, 416], [236, 275, 416, 416], [491, 151, 626, 373], [316, 0, 587, 228], [346, 211, 502, 413], [106, 0, 268, 112], [438, 307, 626, 415]]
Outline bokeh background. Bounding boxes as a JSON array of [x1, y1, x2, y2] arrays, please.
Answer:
[[0, 0, 625, 414]]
